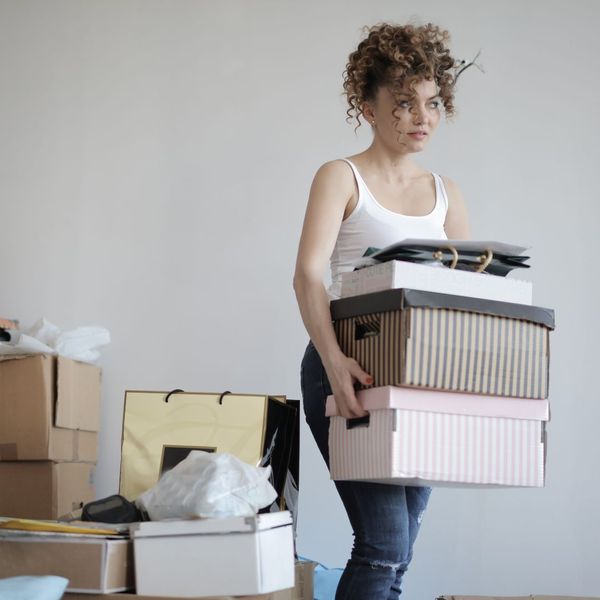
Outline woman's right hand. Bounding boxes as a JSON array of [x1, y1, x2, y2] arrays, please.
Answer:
[[324, 354, 373, 419]]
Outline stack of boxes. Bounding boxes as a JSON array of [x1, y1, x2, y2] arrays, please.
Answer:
[[326, 255, 555, 487], [0, 354, 100, 518], [116, 390, 301, 598], [0, 371, 310, 598]]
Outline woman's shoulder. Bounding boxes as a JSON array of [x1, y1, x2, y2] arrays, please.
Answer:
[[311, 159, 356, 192], [314, 158, 354, 177], [438, 174, 460, 194], [437, 175, 464, 208]]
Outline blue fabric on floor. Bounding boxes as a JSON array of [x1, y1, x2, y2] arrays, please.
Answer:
[[298, 556, 343, 600], [314, 563, 344, 600], [0, 576, 68, 600]]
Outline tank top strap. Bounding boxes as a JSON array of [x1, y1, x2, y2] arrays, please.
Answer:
[[432, 173, 449, 216], [339, 159, 368, 210], [340, 158, 364, 186]]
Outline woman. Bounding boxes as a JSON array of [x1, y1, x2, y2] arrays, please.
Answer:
[[293, 23, 471, 599]]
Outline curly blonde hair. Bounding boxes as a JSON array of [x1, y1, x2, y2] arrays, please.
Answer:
[[343, 23, 457, 128]]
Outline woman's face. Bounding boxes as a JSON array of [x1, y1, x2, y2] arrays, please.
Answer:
[[367, 78, 442, 153]]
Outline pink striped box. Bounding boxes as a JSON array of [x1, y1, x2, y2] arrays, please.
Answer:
[[326, 386, 548, 488]]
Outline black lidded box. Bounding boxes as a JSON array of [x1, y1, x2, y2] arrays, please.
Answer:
[[330, 289, 555, 399]]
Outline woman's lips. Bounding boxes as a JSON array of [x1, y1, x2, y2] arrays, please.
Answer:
[[407, 131, 428, 140]]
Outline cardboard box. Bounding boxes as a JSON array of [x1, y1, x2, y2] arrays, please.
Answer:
[[341, 260, 533, 304], [327, 386, 549, 487], [0, 461, 94, 519], [130, 512, 295, 597], [0, 535, 132, 593], [271, 561, 316, 600], [0, 354, 100, 461], [65, 560, 315, 600], [331, 289, 555, 399]]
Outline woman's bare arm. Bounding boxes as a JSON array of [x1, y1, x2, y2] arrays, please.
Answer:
[[293, 161, 371, 418]]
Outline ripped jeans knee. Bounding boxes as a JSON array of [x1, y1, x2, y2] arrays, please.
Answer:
[[348, 554, 409, 574]]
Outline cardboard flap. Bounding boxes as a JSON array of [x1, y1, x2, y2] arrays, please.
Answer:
[[326, 386, 549, 421], [56, 357, 101, 431], [331, 288, 555, 330], [0, 355, 52, 458]]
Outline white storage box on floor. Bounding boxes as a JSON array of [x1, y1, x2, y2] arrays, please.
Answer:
[[130, 512, 294, 598], [326, 386, 549, 487]]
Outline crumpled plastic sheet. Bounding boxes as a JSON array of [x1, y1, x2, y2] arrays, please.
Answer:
[[137, 451, 278, 520], [0, 318, 110, 364]]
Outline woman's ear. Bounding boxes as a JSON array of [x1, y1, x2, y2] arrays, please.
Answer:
[[362, 101, 376, 125]]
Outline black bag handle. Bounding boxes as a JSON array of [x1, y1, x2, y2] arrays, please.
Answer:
[[164, 389, 232, 404], [218, 390, 232, 405], [346, 415, 370, 429], [164, 389, 184, 403]]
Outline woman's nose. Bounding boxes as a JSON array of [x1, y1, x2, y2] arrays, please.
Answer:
[[413, 105, 427, 125]]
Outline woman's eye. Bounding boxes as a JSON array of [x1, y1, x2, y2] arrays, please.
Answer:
[[429, 100, 441, 109], [398, 100, 411, 109]]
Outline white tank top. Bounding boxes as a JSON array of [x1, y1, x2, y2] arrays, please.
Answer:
[[328, 158, 449, 299]]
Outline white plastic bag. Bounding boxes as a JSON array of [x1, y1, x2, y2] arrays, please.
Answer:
[[26, 319, 61, 347], [0, 318, 110, 364], [136, 451, 277, 520], [54, 325, 110, 363]]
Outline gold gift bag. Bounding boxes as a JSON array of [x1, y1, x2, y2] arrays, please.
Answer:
[[119, 390, 295, 501]]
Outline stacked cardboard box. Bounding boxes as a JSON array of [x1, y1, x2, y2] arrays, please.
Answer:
[[327, 260, 555, 487], [0, 354, 100, 518], [0, 358, 309, 598], [0, 533, 132, 593], [0, 520, 314, 597], [0, 511, 295, 596]]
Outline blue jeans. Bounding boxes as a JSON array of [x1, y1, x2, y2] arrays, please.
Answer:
[[301, 341, 431, 600]]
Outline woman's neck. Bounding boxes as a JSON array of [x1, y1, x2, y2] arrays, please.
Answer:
[[353, 140, 425, 182]]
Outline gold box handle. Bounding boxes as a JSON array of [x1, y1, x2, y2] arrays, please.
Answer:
[[432, 245, 459, 269], [475, 248, 493, 272], [432, 246, 494, 273]]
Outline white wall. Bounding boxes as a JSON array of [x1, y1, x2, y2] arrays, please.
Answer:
[[1, 0, 599, 596]]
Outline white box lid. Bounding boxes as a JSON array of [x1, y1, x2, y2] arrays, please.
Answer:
[[130, 511, 292, 539]]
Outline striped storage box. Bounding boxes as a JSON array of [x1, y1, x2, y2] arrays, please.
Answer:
[[331, 289, 555, 399], [326, 386, 548, 487]]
